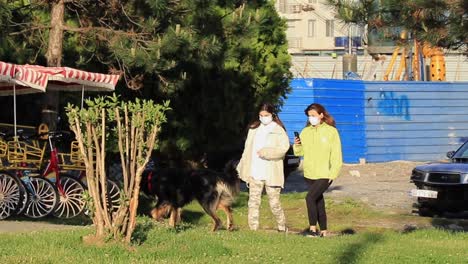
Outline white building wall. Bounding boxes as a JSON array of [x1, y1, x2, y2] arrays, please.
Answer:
[[291, 55, 468, 81], [274, 1, 468, 82], [276, 0, 355, 53]]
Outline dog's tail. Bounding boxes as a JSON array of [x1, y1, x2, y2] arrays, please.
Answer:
[[215, 182, 237, 207], [218, 160, 241, 201]]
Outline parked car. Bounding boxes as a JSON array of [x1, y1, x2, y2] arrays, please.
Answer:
[[200, 145, 301, 179], [284, 146, 301, 179], [410, 141, 468, 216]]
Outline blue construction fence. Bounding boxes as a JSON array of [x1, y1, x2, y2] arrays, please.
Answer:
[[280, 78, 468, 163]]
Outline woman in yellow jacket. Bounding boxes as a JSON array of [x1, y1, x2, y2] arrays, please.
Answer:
[[293, 103, 343, 237], [237, 103, 290, 232]]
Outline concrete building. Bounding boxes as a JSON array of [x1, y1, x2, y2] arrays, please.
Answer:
[[276, 0, 364, 55], [275, 0, 468, 81]]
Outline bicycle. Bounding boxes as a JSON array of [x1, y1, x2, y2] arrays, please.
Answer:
[[46, 131, 120, 218], [0, 130, 58, 219], [40, 131, 86, 219], [0, 169, 24, 220], [0, 129, 121, 220]]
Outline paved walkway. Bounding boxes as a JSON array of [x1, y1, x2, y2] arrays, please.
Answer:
[[0, 219, 85, 234]]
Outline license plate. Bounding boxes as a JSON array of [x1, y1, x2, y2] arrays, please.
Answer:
[[410, 189, 438, 199], [287, 158, 300, 165]]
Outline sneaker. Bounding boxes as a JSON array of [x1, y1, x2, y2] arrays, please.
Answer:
[[300, 229, 319, 237], [249, 225, 258, 231], [277, 227, 288, 233], [306, 231, 320, 237]]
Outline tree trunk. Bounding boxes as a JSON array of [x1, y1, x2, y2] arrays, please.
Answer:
[[43, 0, 65, 129], [47, 0, 64, 67]]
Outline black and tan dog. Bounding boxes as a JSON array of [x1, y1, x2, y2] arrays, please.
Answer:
[[141, 161, 240, 231]]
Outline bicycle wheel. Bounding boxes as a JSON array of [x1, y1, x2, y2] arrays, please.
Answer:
[[53, 175, 86, 219], [107, 179, 120, 212], [0, 172, 23, 220], [15, 178, 28, 216], [23, 177, 58, 218]]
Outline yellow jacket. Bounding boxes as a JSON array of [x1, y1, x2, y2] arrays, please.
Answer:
[[293, 123, 343, 180], [236, 124, 290, 188]]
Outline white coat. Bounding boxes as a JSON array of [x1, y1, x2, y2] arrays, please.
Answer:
[[236, 123, 290, 188]]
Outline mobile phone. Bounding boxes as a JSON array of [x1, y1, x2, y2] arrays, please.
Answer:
[[294, 131, 300, 139]]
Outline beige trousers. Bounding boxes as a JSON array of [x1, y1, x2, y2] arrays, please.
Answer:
[[248, 179, 286, 231]]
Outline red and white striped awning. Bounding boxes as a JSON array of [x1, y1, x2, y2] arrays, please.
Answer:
[[0, 61, 47, 96], [1, 60, 119, 136], [23, 65, 120, 92], [0, 61, 15, 82], [0, 61, 49, 136]]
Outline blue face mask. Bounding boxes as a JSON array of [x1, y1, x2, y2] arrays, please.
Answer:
[[308, 116, 320, 126]]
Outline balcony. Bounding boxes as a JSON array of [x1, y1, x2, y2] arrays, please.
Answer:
[[279, 4, 315, 14], [288, 37, 303, 49]]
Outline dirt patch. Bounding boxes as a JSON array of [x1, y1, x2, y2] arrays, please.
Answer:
[[283, 160, 468, 232], [284, 160, 426, 213]]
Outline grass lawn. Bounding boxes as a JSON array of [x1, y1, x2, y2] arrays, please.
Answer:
[[0, 192, 467, 264]]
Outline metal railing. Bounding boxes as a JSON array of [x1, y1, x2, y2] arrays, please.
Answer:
[[288, 37, 303, 49], [279, 3, 315, 14]]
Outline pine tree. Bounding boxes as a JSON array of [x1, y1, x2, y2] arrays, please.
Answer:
[[326, 0, 467, 54], [1, 1, 291, 167]]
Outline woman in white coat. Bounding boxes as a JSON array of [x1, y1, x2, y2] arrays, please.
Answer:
[[237, 103, 290, 232]]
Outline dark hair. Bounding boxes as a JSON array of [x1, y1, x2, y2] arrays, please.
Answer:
[[304, 103, 336, 127], [249, 103, 286, 130]]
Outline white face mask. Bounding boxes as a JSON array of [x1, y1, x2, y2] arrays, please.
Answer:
[[259, 115, 273, 125], [308, 116, 320, 126]]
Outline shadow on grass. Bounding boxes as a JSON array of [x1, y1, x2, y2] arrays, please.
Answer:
[[412, 204, 468, 232], [137, 193, 157, 217], [431, 215, 468, 232], [337, 233, 383, 264], [169, 222, 198, 233], [231, 191, 249, 209], [181, 210, 205, 225], [133, 216, 202, 244], [132, 219, 154, 245], [339, 228, 356, 235], [438, 211, 468, 220]]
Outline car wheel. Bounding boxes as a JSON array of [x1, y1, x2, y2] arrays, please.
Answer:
[[417, 205, 438, 217]]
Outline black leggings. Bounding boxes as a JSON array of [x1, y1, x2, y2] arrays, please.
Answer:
[[304, 178, 331, 230]]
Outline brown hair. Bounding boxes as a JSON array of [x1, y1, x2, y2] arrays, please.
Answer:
[[249, 103, 286, 130], [304, 103, 336, 127]]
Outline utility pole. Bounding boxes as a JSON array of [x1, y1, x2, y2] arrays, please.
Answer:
[[343, 24, 358, 79]]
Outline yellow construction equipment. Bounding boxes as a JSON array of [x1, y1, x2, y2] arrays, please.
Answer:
[[383, 46, 408, 81], [422, 43, 446, 81], [412, 39, 421, 81], [383, 31, 409, 81], [384, 40, 446, 81]]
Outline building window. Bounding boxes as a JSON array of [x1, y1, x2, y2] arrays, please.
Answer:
[[287, 19, 300, 29], [326, 20, 334, 37], [308, 20, 316, 37], [279, 0, 287, 13]]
